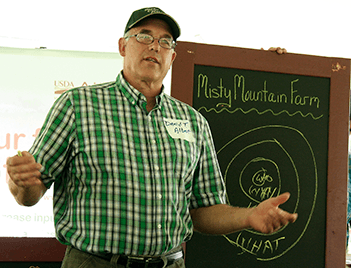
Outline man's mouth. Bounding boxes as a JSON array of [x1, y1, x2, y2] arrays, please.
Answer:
[[145, 57, 159, 64]]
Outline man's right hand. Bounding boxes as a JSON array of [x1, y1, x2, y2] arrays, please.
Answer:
[[7, 151, 42, 188], [7, 151, 46, 206]]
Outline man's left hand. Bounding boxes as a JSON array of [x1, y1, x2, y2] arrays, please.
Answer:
[[268, 47, 287, 55], [246, 192, 298, 234]]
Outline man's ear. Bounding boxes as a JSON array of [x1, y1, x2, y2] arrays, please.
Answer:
[[171, 51, 177, 65], [118, 38, 126, 57]]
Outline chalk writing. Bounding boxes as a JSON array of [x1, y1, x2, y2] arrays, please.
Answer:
[[197, 73, 323, 120], [224, 232, 286, 256], [198, 106, 323, 120], [239, 152, 281, 204], [249, 185, 277, 201], [248, 163, 278, 201], [197, 74, 232, 108], [252, 167, 273, 186]]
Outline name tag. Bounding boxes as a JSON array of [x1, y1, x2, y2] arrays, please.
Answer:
[[163, 118, 195, 142]]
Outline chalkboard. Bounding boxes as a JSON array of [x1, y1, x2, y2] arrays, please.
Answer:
[[171, 41, 350, 268]]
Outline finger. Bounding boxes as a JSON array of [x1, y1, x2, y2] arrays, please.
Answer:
[[277, 48, 287, 55], [21, 152, 42, 170], [6, 156, 17, 166], [275, 213, 289, 231], [21, 151, 33, 158], [17, 151, 36, 164], [278, 212, 290, 226], [276, 208, 298, 224], [268, 209, 282, 231], [14, 177, 43, 188], [11, 168, 41, 183], [260, 221, 274, 234], [7, 153, 32, 166], [8, 161, 41, 176], [7, 159, 42, 188], [269, 208, 295, 230], [13, 167, 42, 180], [289, 212, 298, 223]]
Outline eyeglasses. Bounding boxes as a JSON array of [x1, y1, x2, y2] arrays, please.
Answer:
[[125, 33, 177, 50]]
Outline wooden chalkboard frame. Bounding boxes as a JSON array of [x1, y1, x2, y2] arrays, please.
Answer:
[[171, 41, 350, 267], [0, 237, 65, 262]]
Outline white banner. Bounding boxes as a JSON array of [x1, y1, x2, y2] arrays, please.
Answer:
[[0, 47, 123, 237]]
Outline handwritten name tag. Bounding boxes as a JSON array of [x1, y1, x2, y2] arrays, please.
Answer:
[[163, 118, 195, 142]]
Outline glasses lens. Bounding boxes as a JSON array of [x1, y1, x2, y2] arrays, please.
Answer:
[[159, 38, 173, 49], [136, 33, 153, 44], [135, 33, 176, 49]]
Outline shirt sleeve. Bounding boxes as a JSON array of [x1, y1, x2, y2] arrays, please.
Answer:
[[29, 92, 76, 189], [189, 118, 227, 210]]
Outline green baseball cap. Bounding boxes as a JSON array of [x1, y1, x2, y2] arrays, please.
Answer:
[[124, 7, 181, 40]]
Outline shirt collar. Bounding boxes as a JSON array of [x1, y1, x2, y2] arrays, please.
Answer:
[[116, 71, 165, 110]]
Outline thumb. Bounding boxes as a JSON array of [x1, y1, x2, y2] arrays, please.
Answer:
[[21, 151, 32, 157], [271, 192, 291, 207], [20, 151, 36, 162]]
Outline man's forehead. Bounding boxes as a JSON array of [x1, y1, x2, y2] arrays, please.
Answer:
[[130, 18, 174, 38], [138, 29, 173, 39]]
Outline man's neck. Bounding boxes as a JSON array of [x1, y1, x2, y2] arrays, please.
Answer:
[[123, 73, 163, 112]]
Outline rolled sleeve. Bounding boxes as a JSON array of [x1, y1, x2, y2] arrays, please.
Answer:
[[190, 120, 226, 209]]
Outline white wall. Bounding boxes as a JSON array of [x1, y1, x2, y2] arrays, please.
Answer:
[[0, 47, 124, 237]]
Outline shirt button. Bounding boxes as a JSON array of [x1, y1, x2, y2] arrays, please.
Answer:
[[157, 224, 162, 229], [154, 165, 159, 171], [158, 194, 162, 199]]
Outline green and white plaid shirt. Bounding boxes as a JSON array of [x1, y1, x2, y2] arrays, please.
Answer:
[[29, 72, 226, 256]]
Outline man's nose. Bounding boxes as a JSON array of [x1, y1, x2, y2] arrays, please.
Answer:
[[149, 39, 161, 52]]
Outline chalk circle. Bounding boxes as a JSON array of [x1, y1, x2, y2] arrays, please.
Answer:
[[217, 125, 317, 261]]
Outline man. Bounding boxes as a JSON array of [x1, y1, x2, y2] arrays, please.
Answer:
[[7, 7, 297, 268]]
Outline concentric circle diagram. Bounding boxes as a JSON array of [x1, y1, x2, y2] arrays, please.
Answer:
[[217, 125, 318, 261]]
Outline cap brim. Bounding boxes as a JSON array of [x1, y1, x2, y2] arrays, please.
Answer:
[[126, 13, 181, 40]]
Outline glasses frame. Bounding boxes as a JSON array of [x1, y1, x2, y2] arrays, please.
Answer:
[[125, 33, 177, 50]]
